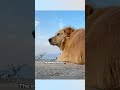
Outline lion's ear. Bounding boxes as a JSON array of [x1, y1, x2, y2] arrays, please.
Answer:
[[64, 27, 74, 37], [86, 5, 94, 18]]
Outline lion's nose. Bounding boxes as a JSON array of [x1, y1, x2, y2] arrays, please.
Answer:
[[48, 38, 51, 42]]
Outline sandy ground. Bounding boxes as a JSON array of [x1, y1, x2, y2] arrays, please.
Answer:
[[35, 61, 85, 79]]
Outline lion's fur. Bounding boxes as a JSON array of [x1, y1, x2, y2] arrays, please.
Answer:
[[86, 5, 120, 89]]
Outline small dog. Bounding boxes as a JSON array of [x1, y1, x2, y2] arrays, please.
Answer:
[[49, 27, 85, 64]]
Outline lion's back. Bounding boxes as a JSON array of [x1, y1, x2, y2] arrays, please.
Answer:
[[86, 7, 120, 88]]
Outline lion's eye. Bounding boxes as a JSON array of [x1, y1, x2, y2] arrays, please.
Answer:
[[57, 33, 60, 36]]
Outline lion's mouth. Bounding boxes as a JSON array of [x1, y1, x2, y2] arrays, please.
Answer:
[[49, 42, 56, 45], [48, 38, 58, 46]]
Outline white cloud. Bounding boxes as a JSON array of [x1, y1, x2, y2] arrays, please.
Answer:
[[35, 20, 39, 27], [58, 19, 64, 29]]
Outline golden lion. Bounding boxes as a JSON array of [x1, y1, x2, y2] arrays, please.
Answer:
[[49, 27, 85, 64]]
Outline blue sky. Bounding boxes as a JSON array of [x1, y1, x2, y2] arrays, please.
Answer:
[[35, 11, 85, 56], [36, 80, 85, 90]]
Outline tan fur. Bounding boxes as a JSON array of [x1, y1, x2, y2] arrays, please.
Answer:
[[49, 27, 85, 64], [86, 6, 120, 89]]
